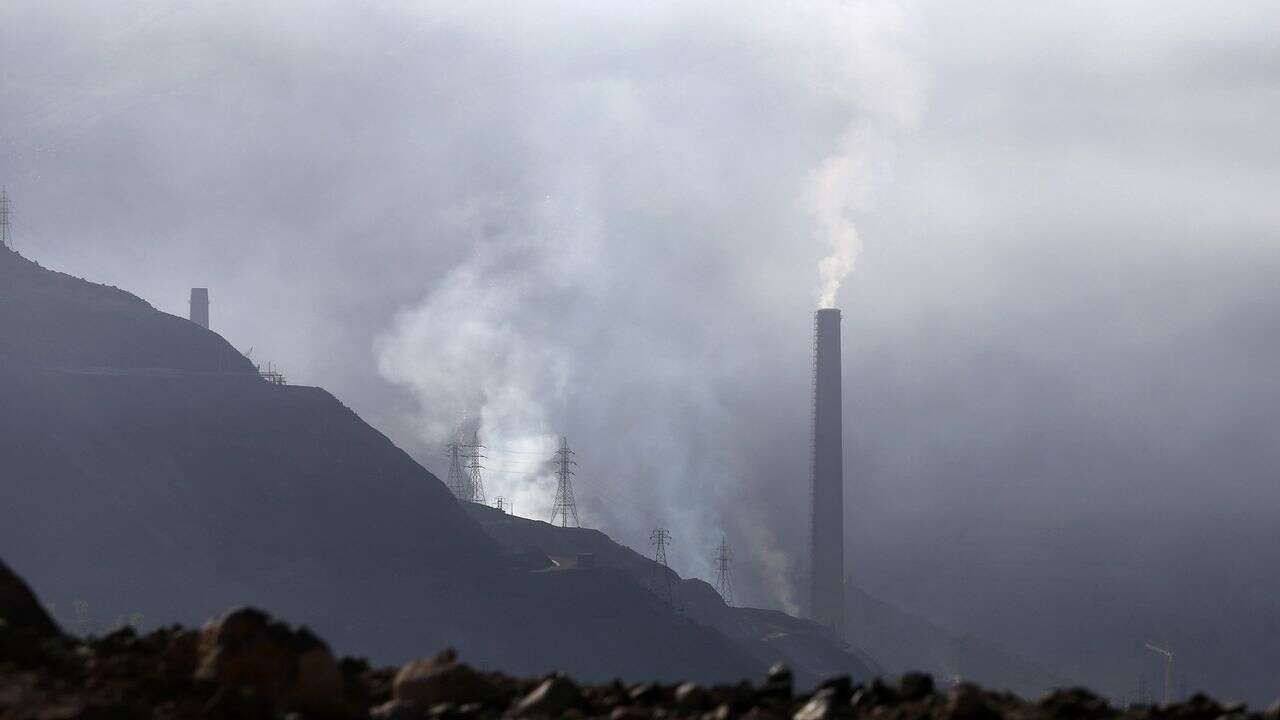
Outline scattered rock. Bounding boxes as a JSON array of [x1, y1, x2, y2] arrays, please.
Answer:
[[512, 675, 583, 717], [393, 648, 500, 708], [676, 682, 711, 711], [160, 628, 201, 679], [899, 672, 935, 701], [0, 573, 1270, 720], [945, 683, 999, 720], [202, 685, 275, 720], [762, 663, 793, 699], [630, 682, 662, 705], [815, 675, 854, 705], [793, 688, 842, 720], [195, 606, 346, 715], [371, 699, 427, 719], [1036, 688, 1111, 720], [704, 703, 733, 720]]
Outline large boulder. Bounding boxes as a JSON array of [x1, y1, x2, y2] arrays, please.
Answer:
[[391, 648, 501, 708], [512, 675, 584, 717], [195, 606, 347, 715], [0, 557, 60, 638]]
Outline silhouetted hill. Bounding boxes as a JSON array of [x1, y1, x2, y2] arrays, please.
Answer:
[[0, 248, 252, 372], [846, 583, 1063, 698], [0, 249, 765, 684], [463, 503, 880, 689]]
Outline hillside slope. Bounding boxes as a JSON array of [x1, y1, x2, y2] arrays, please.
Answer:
[[463, 503, 880, 689], [0, 250, 252, 372], [0, 247, 761, 683], [846, 584, 1063, 697]]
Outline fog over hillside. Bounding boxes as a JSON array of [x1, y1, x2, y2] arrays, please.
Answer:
[[3, 0, 1279, 704]]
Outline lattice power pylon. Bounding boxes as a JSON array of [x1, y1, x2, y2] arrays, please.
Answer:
[[651, 528, 674, 607], [465, 429, 486, 504], [714, 535, 734, 606], [549, 436, 580, 527], [444, 430, 484, 503]]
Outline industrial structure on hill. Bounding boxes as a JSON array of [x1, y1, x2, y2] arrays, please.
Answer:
[[188, 288, 210, 329]]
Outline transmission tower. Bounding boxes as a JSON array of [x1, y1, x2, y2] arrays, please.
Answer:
[[464, 429, 486, 504], [444, 430, 483, 502], [0, 188, 11, 250], [549, 436, 580, 527], [494, 496, 508, 514], [714, 535, 734, 606], [651, 528, 674, 606]]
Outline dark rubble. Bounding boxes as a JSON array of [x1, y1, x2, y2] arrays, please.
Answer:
[[2, 602, 1277, 720]]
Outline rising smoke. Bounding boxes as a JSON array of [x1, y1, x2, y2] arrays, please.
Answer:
[[373, 2, 923, 602], [8, 0, 1280, 702], [0, 0, 925, 610], [811, 129, 865, 309]]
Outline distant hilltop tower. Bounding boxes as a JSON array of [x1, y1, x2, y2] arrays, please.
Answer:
[[808, 307, 845, 636], [1, 188, 12, 250], [189, 288, 210, 329]]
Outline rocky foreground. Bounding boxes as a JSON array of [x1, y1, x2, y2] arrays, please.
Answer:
[[2, 560, 1277, 720]]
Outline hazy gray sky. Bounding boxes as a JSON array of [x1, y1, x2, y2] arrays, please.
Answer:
[[3, 0, 1279, 703]]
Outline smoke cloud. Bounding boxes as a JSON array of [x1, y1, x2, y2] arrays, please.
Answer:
[[811, 129, 865, 309], [5, 0, 1280, 704], [367, 1, 923, 585]]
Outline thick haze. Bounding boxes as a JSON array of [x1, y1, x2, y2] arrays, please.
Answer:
[[3, 0, 1279, 703]]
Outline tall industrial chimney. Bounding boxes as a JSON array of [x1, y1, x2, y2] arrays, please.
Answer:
[[809, 307, 845, 636], [189, 288, 210, 329]]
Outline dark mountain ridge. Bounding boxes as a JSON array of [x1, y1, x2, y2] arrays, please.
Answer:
[[0, 249, 252, 372], [0, 247, 764, 683], [463, 503, 879, 688]]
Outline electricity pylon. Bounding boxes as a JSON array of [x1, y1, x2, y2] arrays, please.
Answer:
[[444, 430, 484, 503], [651, 528, 674, 607], [714, 535, 733, 606], [465, 429, 486, 504], [549, 436, 580, 527]]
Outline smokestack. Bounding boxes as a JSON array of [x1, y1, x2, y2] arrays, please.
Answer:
[[189, 288, 210, 329], [809, 307, 844, 636]]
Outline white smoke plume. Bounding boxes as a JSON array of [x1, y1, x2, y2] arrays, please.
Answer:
[[806, 2, 924, 309], [811, 131, 865, 309], [374, 1, 923, 608]]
